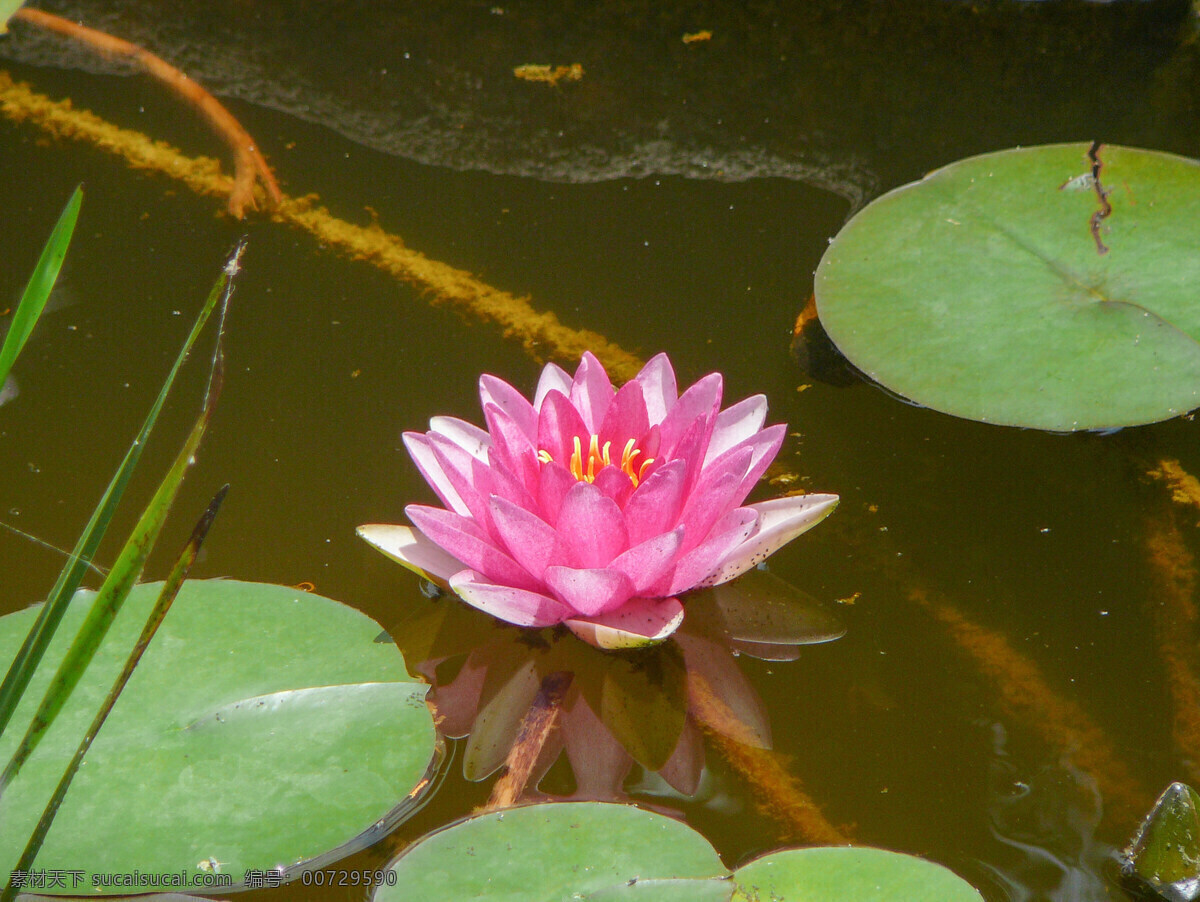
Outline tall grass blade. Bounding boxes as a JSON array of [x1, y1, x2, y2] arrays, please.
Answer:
[[0, 185, 80, 388], [0, 484, 228, 902], [0, 240, 243, 739], [0, 242, 242, 791]]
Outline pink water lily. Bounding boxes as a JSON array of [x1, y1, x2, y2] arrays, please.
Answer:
[[359, 352, 837, 649]]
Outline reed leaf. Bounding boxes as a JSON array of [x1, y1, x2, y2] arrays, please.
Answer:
[[0, 485, 228, 902], [0, 242, 241, 794], [0, 240, 241, 739], [0, 185, 80, 389]]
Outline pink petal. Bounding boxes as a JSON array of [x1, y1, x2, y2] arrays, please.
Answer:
[[536, 460, 577, 526], [663, 507, 760, 596], [592, 465, 634, 508], [427, 432, 491, 532], [703, 395, 767, 466], [483, 403, 540, 493], [565, 596, 685, 649], [488, 495, 557, 581], [356, 523, 463, 585], [544, 565, 635, 616], [536, 390, 589, 467], [479, 374, 538, 442], [610, 527, 685, 594], [658, 372, 722, 460], [664, 415, 716, 496], [472, 453, 537, 513], [552, 481, 628, 569], [429, 416, 491, 462], [676, 446, 754, 552], [598, 379, 650, 450], [450, 570, 573, 627], [623, 459, 687, 546], [635, 352, 678, 425], [700, 493, 839, 587], [407, 504, 541, 592], [403, 432, 470, 516], [569, 351, 615, 434], [730, 423, 787, 501], [534, 361, 573, 410]]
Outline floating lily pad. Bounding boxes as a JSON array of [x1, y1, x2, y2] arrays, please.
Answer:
[[815, 143, 1200, 430], [733, 847, 984, 901], [379, 802, 728, 902], [376, 801, 983, 902], [0, 580, 439, 891]]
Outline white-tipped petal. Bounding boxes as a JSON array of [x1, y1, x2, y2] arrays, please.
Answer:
[[703, 394, 768, 466], [565, 596, 685, 650], [357, 523, 463, 586], [700, 493, 840, 587], [429, 415, 491, 461], [533, 362, 573, 410], [403, 432, 470, 516]]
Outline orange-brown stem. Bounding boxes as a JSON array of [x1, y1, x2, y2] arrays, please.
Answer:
[[1143, 509, 1200, 786], [0, 71, 645, 379], [12, 7, 281, 217], [909, 585, 1148, 830], [486, 671, 572, 810], [690, 669, 851, 845]]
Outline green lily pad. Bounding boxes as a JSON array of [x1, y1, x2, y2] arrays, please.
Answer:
[[815, 143, 1200, 430], [376, 802, 984, 902], [0, 580, 439, 891], [379, 802, 728, 902], [733, 847, 984, 901]]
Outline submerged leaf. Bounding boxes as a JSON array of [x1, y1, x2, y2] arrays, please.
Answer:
[[1122, 782, 1200, 901]]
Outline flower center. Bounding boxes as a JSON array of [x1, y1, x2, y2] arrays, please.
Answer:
[[537, 435, 654, 487]]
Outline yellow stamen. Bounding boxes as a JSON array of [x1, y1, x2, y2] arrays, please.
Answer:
[[637, 458, 655, 482], [542, 433, 651, 487]]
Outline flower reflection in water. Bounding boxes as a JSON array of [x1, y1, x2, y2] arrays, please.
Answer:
[[385, 567, 845, 814]]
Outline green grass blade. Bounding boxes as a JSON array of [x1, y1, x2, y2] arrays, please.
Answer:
[[0, 245, 237, 797], [0, 485, 228, 902], [0, 186, 81, 388], [0, 241, 243, 741]]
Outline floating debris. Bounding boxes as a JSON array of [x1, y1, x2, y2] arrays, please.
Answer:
[[512, 63, 584, 86]]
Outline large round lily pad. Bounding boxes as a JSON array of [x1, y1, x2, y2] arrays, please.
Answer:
[[815, 143, 1200, 430], [376, 801, 983, 901], [0, 580, 439, 891]]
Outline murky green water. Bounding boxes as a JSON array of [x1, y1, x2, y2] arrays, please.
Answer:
[[3, 2, 1200, 899]]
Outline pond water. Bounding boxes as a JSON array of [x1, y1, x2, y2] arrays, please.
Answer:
[[2, 1, 1200, 899]]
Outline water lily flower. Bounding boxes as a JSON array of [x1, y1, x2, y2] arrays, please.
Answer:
[[359, 352, 837, 649]]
